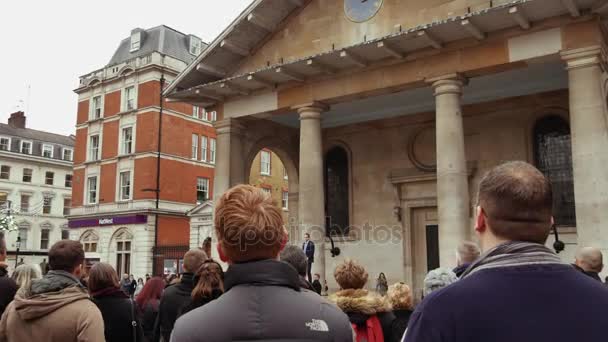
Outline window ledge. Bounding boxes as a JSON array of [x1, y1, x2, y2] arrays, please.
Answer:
[[83, 160, 101, 165], [117, 153, 135, 160], [118, 109, 137, 116], [325, 234, 358, 243], [86, 117, 104, 124]]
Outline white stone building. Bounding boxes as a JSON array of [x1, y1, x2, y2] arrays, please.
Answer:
[[0, 111, 74, 267]]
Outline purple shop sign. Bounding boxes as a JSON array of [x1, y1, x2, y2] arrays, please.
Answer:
[[68, 215, 148, 228]]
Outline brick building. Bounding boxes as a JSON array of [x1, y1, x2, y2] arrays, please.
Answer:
[[69, 26, 216, 277], [248, 150, 290, 222]]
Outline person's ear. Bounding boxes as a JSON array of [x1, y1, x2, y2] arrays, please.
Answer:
[[279, 228, 289, 253], [217, 243, 229, 263], [475, 206, 487, 234]]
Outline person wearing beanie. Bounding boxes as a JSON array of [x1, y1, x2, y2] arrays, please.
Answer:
[[330, 259, 395, 342]]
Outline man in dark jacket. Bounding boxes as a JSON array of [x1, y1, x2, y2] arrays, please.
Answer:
[[280, 245, 315, 291], [573, 247, 603, 282], [404, 161, 608, 342], [302, 233, 315, 282], [154, 249, 207, 342], [0, 233, 17, 318], [171, 185, 353, 342]]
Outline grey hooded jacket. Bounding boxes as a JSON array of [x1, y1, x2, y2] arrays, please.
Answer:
[[171, 259, 353, 342]]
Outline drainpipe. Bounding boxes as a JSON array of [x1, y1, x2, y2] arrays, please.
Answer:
[[152, 72, 165, 276]]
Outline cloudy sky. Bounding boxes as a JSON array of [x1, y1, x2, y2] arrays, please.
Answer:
[[0, 0, 251, 135]]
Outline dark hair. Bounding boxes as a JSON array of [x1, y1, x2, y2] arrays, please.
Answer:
[[304, 233, 310, 238], [478, 161, 553, 243], [88, 263, 120, 293], [279, 245, 307, 277], [136, 277, 164, 310], [192, 260, 224, 302], [49, 240, 85, 272]]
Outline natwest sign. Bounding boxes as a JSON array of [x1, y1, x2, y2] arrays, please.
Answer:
[[68, 215, 147, 229]]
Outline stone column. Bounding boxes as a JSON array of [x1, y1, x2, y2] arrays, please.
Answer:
[[213, 118, 245, 201], [296, 103, 328, 281], [428, 74, 470, 268], [561, 46, 608, 252]]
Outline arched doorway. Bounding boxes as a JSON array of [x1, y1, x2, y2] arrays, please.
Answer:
[[324, 145, 350, 236]]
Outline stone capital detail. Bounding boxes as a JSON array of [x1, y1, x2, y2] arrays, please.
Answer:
[[213, 118, 245, 135], [426, 73, 468, 97], [561, 46, 606, 71], [293, 102, 330, 118]]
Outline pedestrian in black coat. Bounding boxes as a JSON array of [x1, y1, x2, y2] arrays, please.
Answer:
[[89, 263, 144, 342], [153, 249, 207, 342], [177, 260, 224, 317], [136, 277, 165, 341], [0, 234, 17, 318], [387, 282, 415, 342]]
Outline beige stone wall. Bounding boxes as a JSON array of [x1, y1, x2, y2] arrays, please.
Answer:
[[248, 149, 290, 223], [321, 89, 579, 291]]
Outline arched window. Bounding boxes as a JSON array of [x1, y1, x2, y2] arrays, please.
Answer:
[[325, 146, 350, 235], [112, 228, 133, 275], [533, 116, 576, 226], [80, 230, 99, 253]]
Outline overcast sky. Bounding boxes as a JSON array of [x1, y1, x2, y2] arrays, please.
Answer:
[[0, 0, 251, 135]]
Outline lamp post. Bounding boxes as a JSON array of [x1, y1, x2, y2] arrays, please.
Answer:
[[552, 224, 565, 254], [14, 236, 21, 269]]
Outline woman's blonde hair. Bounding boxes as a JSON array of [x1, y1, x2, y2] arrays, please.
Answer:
[[387, 282, 413, 310], [12, 264, 42, 297]]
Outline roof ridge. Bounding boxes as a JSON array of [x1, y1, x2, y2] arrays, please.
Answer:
[[0, 123, 74, 140]]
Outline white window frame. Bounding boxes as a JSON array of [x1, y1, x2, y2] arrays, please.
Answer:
[[40, 228, 50, 250], [63, 198, 71, 216], [20, 194, 30, 213], [88, 134, 100, 161], [130, 31, 141, 52], [282, 191, 289, 210], [62, 148, 73, 161], [0, 165, 10, 180], [42, 196, 53, 215], [45, 171, 54, 185], [120, 126, 134, 155], [20, 140, 32, 155], [210, 138, 216, 164], [193, 106, 200, 119], [210, 111, 217, 122], [196, 177, 209, 204], [22, 168, 32, 183], [261, 187, 272, 195], [87, 176, 98, 205], [118, 170, 132, 201], [42, 144, 54, 158], [260, 150, 271, 176], [65, 174, 73, 188], [284, 166, 288, 180], [122, 85, 137, 112], [90, 95, 103, 120], [201, 136, 208, 162], [191, 134, 199, 160], [202, 109, 209, 121], [0, 136, 11, 151]]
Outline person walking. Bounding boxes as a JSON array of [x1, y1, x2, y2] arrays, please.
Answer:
[[302, 232, 315, 282], [136, 277, 164, 341], [376, 272, 388, 296], [453, 241, 481, 277], [178, 259, 224, 316], [171, 184, 353, 342], [0, 240, 104, 342], [280, 245, 314, 291], [387, 283, 414, 341], [11, 264, 42, 297], [404, 161, 608, 342], [0, 234, 17, 318], [573, 247, 603, 282], [154, 249, 207, 342], [89, 262, 144, 342], [330, 259, 395, 342]]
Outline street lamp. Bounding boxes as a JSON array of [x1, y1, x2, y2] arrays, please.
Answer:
[[552, 224, 565, 254], [14, 236, 21, 268]]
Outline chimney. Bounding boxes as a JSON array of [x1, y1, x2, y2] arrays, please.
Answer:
[[8, 111, 26, 129]]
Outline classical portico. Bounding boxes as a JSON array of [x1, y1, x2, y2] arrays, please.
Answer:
[[167, 0, 608, 292]]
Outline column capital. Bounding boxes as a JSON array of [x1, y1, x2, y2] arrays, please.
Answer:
[[561, 46, 607, 71], [213, 118, 245, 135], [426, 73, 468, 96], [293, 102, 329, 118]]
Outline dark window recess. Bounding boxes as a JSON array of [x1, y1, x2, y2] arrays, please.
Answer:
[[426, 225, 440, 272], [533, 116, 576, 227], [324, 146, 350, 236]]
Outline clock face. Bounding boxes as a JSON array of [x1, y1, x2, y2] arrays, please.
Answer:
[[344, 0, 384, 23]]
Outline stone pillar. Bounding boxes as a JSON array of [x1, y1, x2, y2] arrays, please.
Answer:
[[296, 103, 328, 281], [561, 46, 608, 253], [213, 118, 245, 201], [428, 74, 470, 268]]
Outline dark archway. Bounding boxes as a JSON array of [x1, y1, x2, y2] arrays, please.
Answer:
[[533, 115, 576, 227], [325, 146, 350, 235]]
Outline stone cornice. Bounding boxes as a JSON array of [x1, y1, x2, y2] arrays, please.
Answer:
[[561, 45, 607, 71]]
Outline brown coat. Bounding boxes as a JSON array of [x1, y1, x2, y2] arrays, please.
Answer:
[[0, 285, 104, 342]]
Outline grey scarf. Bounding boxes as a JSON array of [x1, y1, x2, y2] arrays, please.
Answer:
[[460, 241, 565, 279]]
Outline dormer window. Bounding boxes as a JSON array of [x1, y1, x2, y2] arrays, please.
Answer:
[[130, 31, 142, 52], [189, 35, 202, 56]]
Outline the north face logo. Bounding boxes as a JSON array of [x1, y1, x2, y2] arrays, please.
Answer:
[[306, 319, 329, 332]]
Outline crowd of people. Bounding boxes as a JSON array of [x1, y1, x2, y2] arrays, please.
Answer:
[[0, 161, 607, 341]]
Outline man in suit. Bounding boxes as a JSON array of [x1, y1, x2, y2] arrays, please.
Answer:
[[302, 233, 315, 282]]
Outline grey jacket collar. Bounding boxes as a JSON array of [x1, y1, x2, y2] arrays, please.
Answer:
[[30, 270, 83, 295]]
